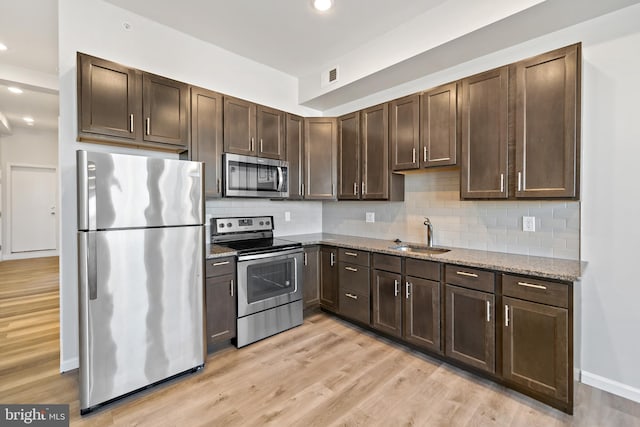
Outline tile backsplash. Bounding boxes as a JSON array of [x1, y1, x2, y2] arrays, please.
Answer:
[[323, 169, 580, 260]]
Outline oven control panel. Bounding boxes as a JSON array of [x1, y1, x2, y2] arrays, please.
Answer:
[[211, 216, 273, 235]]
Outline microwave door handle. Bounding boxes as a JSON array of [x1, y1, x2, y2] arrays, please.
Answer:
[[276, 166, 284, 192]]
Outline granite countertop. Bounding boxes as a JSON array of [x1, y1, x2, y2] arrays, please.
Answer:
[[206, 244, 237, 259], [279, 233, 585, 282]]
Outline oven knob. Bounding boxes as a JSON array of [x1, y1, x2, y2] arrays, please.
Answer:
[[259, 221, 264, 226], [219, 223, 224, 228], [227, 222, 232, 228], [266, 220, 270, 225]]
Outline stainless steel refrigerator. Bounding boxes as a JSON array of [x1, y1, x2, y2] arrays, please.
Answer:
[[76, 150, 205, 414]]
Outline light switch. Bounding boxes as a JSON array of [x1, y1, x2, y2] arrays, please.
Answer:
[[366, 212, 375, 223], [284, 211, 291, 222], [523, 216, 536, 232]]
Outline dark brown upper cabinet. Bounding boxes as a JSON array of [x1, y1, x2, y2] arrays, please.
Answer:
[[514, 44, 580, 199], [78, 53, 188, 152], [286, 114, 305, 200], [142, 73, 189, 148], [337, 112, 361, 200], [304, 117, 338, 200], [421, 82, 458, 168], [461, 66, 509, 199], [223, 96, 256, 156], [256, 105, 285, 160], [390, 94, 420, 171], [78, 54, 141, 142], [190, 86, 223, 198]]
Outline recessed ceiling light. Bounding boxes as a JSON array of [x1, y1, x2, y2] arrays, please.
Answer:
[[23, 116, 35, 124], [0, 42, 8, 51], [313, 0, 333, 12], [8, 87, 23, 94]]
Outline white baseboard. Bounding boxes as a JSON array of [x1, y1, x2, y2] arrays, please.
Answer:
[[581, 371, 640, 403], [2, 250, 59, 260], [60, 357, 79, 373]]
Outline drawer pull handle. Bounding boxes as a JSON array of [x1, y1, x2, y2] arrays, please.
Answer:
[[505, 305, 510, 327], [213, 261, 230, 266], [456, 271, 478, 278], [345, 293, 358, 300], [344, 251, 358, 257], [345, 266, 358, 272], [517, 281, 547, 290]]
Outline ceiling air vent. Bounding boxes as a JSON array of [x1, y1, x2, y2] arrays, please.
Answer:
[[321, 65, 339, 88], [329, 67, 338, 82]]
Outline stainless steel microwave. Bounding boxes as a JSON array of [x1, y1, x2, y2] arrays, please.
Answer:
[[223, 153, 289, 199]]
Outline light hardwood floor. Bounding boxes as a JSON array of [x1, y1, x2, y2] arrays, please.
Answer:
[[1, 257, 640, 426]]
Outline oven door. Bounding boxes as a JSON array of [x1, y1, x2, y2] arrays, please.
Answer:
[[237, 248, 303, 317]]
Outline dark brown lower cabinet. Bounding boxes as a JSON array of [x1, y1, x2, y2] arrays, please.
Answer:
[[372, 270, 402, 337], [320, 246, 338, 311], [445, 284, 495, 373], [404, 276, 441, 353], [205, 257, 237, 349], [338, 262, 370, 324], [503, 296, 569, 401], [303, 246, 320, 309]]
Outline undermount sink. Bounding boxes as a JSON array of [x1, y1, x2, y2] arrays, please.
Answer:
[[388, 244, 450, 255]]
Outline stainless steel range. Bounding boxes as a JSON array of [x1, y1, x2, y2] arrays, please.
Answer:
[[210, 216, 303, 347]]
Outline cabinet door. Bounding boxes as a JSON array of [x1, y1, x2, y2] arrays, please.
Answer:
[[338, 112, 361, 200], [390, 94, 420, 171], [303, 246, 320, 309], [403, 276, 441, 353], [372, 270, 402, 338], [78, 54, 140, 141], [142, 73, 189, 148], [515, 44, 579, 199], [191, 87, 223, 198], [205, 273, 236, 345], [286, 114, 305, 200], [461, 67, 509, 199], [223, 96, 257, 156], [361, 103, 389, 200], [257, 105, 285, 160], [304, 118, 337, 200], [421, 82, 457, 168], [319, 247, 338, 311], [445, 284, 495, 373], [503, 297, 569, 401]]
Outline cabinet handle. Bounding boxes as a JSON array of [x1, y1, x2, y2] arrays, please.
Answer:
[[345, 293, 358, 300], [362, 181, 366, 195], [304, 252, 308, 266], [505, 305, 510, 327], [301, 183, 305, 197], [330, 252, 335, 267], [251, 137, 255, 152], [394, 279, 399, 297], [353, 182, 358, 196], [517, 281, 547, 290], [344, 252, 358, 257], [213, 261, 230, 266], [230, 279, 234, 297], [486, 300, 491, 322], [424, 146, 427, 162], [260, 139, 264, 153], [412, 148, 416, 163], [405, 281, 411, 299], [145, 117, 150, 135], [129, 114, 134, 133], [500, 173, 504, 193], [345, 266, 358, 272], [518, 172, 522, 192], [456, 271, 478, 278], [217, 179, 221, 194]]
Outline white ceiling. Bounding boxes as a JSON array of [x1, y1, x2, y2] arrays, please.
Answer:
[[0, 83, 59, 133], [104, 0, 447, 77]]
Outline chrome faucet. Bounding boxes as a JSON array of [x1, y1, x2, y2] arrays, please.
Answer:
[[424, 217, 433, 247]]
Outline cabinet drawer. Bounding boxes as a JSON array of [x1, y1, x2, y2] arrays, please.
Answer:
[[372, 253, 402, 273], [445, 265, 494, 293], [338, 248, 370, 267], [339, 291, 370, 325], [405, 258, 440, 281], [502, 274, 569, 308], [338, 263, 370, 296], [206, 257, 235, 278]]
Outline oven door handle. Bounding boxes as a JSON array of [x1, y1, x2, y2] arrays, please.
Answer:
[[237, 247, 303, 262], [276, 166, 284, 192]]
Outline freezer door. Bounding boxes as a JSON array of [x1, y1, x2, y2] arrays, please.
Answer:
[[77, 150, 203, 230], [78, 226, 204, 411]]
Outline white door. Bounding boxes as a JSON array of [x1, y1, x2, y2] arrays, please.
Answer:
[[10, 165, 57, 253]]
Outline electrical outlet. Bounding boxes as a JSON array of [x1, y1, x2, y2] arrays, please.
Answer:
[[523, 216, 536, 232], [366, 212, 375, 223], [284, 211, 291, 222]]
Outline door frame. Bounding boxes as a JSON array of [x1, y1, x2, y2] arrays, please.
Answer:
[[3, 163, 59, 260]]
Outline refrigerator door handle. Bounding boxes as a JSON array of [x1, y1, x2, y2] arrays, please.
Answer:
[[78, 231, 98, 300], [77, 150, 97, 231]]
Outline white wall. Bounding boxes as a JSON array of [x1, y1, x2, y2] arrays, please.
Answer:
[[0, 126, 58, 258], [57, 0, 321, 371]]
